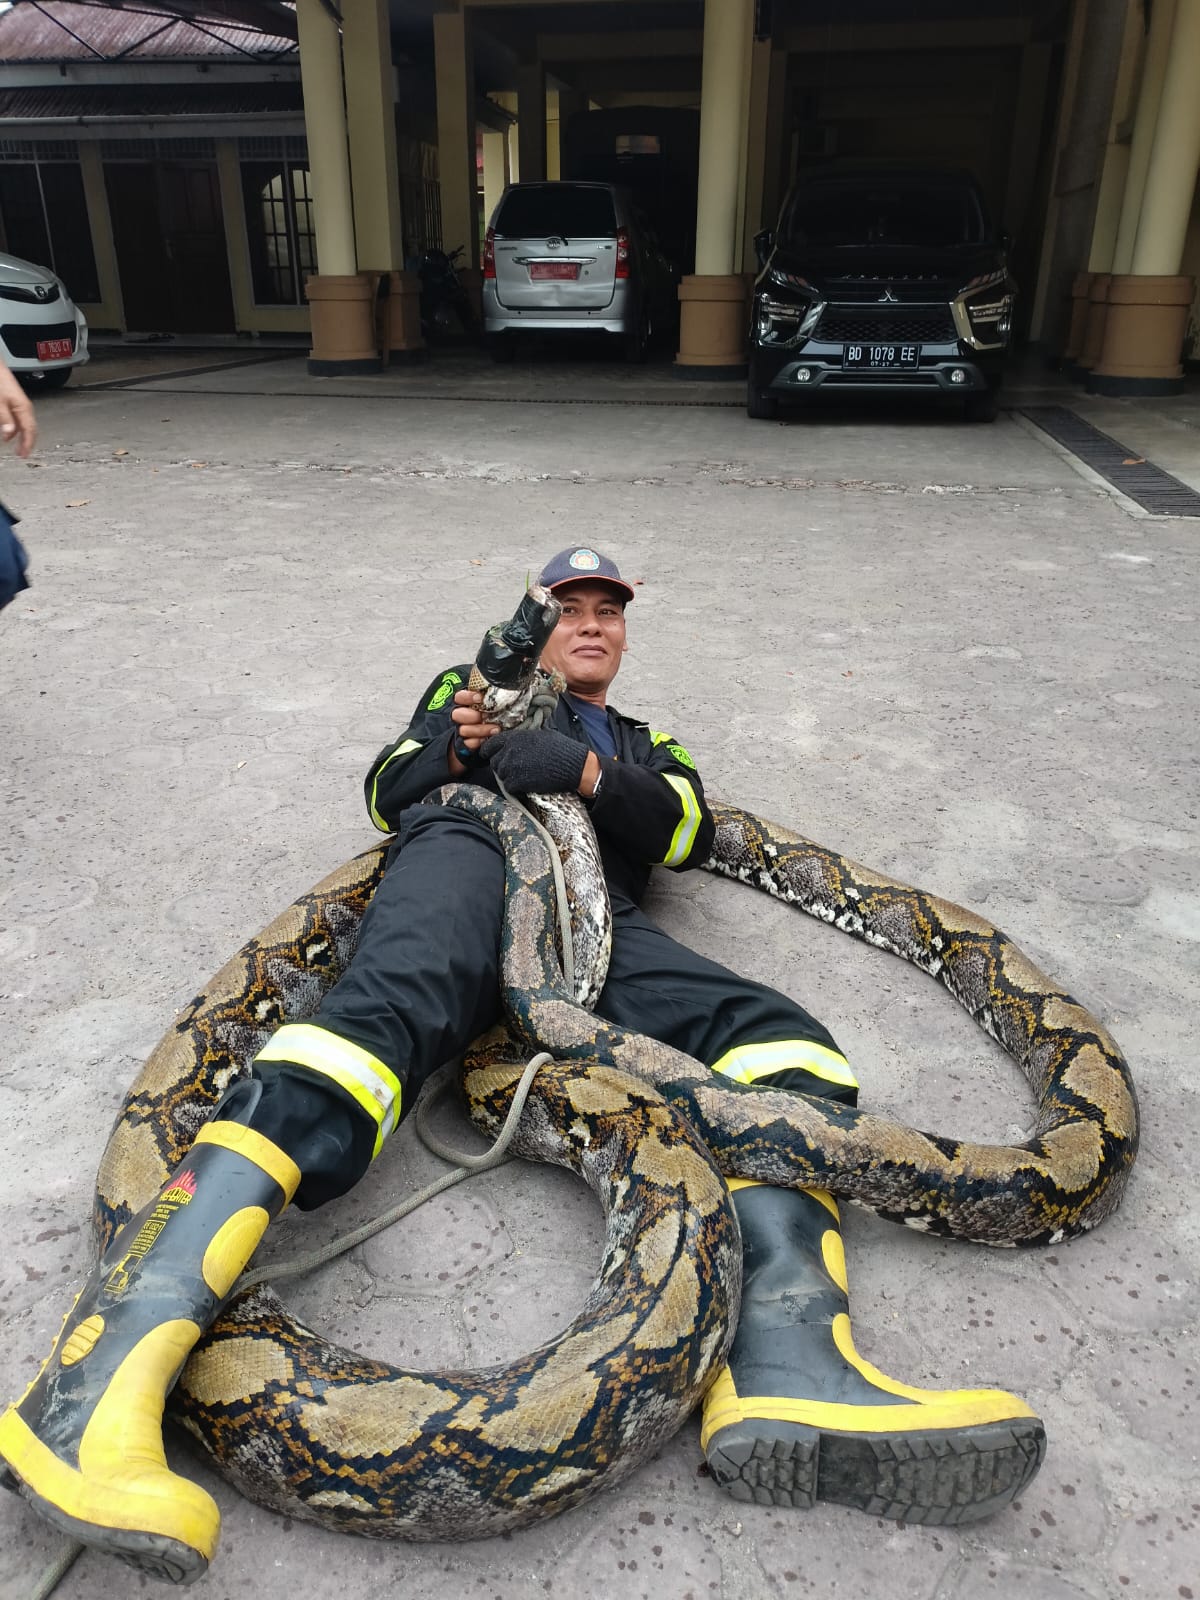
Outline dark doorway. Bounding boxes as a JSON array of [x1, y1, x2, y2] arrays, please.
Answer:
[[104, 161, 235, 334]]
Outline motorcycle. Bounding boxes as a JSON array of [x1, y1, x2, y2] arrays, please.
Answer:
[[412, 245, 480, 343]]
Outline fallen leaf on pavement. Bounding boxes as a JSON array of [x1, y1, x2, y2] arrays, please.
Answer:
[[65, 499, 90, 508], [1121, 457, 1145, 466], [113, 448, 128, 457]]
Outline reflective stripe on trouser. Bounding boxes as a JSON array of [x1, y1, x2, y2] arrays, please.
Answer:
[[708, 1038, 859, 1105], [254, 1023, 402, 1157], [243, 809, 850, 1211]]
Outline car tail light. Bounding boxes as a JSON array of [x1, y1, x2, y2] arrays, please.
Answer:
[[482, 228, 496, 280], [615, 228, 632, 279]]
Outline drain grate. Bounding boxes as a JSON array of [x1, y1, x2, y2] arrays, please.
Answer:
[[1021, 404, 1200, 517]]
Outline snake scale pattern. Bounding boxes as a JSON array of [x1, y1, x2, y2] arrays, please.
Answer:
[[92, 788, 1138, 1539]]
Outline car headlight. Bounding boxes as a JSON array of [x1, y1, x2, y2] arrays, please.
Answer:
[[952, 270, 1015, 349], [755, 275, 823, 346]]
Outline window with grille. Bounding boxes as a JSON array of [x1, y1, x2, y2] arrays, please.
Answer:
[[240, 160, 316, 306], [0, 158, 100, 303]]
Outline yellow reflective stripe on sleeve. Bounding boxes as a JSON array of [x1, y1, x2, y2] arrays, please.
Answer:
[[708, 1038, 859, 1091], [254, 1023, 402, 1158], [368, 738, 422, 831], [659, 774, 702, 867]]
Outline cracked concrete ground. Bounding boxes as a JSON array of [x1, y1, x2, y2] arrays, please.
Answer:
[[0, 359, 1197, 1600]]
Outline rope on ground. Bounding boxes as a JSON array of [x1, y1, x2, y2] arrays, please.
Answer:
[[29, 1538, 82, 1600], [28, 1053, 554, 1599], [28, 774, 574, 1595], [239, 1050, 552, 1290]]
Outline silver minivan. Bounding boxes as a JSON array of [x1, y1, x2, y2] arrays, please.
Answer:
[[481, 181, 676, 362]]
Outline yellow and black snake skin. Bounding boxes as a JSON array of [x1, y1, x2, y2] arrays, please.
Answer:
[[92, 787, 1138, 1540]]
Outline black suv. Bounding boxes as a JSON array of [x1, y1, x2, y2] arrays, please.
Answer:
[[747, 167, 1016, 421]]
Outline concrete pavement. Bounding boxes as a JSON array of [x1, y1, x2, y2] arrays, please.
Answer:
[[0, 362, 1197, 1600]]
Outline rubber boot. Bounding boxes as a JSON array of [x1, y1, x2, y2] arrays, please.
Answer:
[[0, 1121, 299, 1583], [701, 1183, 1046, 1524]]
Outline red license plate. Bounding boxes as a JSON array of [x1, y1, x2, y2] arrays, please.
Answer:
[[37, 337, 73, 361], [529, 262, 579, 281]]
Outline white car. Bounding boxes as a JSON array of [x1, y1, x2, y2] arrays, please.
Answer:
[[0, 250, 89, 389]]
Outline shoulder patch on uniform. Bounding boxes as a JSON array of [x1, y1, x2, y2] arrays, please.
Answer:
[[649, 730, 673, 747], [426, 671, 463, 712], [667, 743, 696, 770]]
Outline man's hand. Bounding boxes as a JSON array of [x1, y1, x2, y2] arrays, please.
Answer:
[[483, 728, 589, 795], [0, 363, 37, 458], [448, 688, 502, 774]]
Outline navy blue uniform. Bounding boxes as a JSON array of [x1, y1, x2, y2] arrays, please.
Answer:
[[244, 668, 857, 1208]]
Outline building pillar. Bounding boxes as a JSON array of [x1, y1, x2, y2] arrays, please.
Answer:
[[1110, 0, 1177, 274], [1093, 0, 1200, 392], [433, 2, 480, 327], [556, 88, 588, 180], [676, 0, 754, 376], [482, 128, 510, 227], [517, 61, 548, 184], [1027, 0, 1091, 345], [1078, 270, 1113, 369], [1062, 270, 1093, 363], [494, 91, 520, 183], [77, 142, 125, 331], [342, 0, 423, 362], [296, 0, 379, 374], [546, 89, 561, 181]]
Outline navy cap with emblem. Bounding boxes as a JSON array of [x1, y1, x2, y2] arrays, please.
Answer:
[[536, 546, 635, 603]]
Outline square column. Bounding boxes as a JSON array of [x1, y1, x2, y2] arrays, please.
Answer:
[[1093, 0, 1200, 392], [482, 129, 510, 228], [517, 62, 548, 185], [434, 6, 480, 271], [676, 0, 755, 377], [342, 0, 424, 363], [296, 0, 380, 374], [342, 0, 404, 272]]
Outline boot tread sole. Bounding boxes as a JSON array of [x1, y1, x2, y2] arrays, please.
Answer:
[[706, 1417, 1046, 1525], [16, 1483, 209, 1586]]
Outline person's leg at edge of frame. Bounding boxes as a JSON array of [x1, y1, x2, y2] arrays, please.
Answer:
[[699, 1038, 1047, 1525], [0, 804, 508, 1582]]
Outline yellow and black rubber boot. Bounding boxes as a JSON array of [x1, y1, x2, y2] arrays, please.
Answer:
[[0, 1119, 299, 1584], [700, 1183, 1047, 1524]]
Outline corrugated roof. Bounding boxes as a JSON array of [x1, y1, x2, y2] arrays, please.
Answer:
[[0, 79, 302, 115], [0, 1, 296, 61]]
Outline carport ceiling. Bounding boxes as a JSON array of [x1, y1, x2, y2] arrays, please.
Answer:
[[390, 0, 1067, 101]]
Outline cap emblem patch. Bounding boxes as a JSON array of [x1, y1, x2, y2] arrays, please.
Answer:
[[569, 548, 601, 571]]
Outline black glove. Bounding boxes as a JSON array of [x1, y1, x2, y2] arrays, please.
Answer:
[[483, 728, 588, 795]]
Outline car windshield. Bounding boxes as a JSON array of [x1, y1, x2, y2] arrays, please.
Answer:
[[495, 186, 617, 239], [780, 177, 988, 250]]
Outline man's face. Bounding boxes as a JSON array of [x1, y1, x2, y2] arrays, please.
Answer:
[[540, 581, 628, 697]]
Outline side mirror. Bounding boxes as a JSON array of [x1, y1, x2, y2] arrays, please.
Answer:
[[754, 228, 774, 268]]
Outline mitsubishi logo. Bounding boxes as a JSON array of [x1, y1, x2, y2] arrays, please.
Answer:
[[877, 287, 899, 304]]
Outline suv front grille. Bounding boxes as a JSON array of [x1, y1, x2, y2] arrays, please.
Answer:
[[823, 277, 953, 303], [814, 307, 957, 344], [1, 320, 75, 358]]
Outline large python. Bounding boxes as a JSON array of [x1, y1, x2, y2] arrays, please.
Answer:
[[90, 608, 1138, 1541]]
